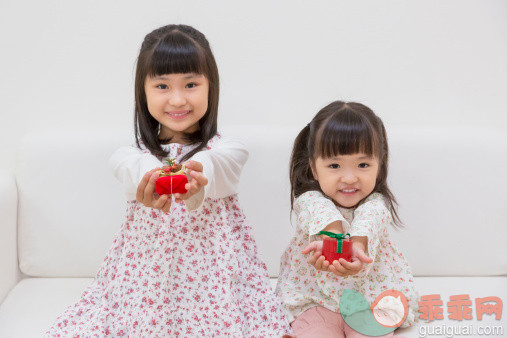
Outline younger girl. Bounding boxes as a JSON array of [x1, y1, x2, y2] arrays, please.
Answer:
[[46, 24, 290, 337], [276, 101, 418, 337]]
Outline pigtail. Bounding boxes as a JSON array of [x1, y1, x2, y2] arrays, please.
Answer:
[[373, 119, 403, 228], [289, 124, 321, 211]]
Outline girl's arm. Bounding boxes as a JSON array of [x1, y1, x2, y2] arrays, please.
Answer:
[[182, 136, 248, 210], [346, 193, 390, 277], [109, 145, 164, 201], [193, 136, 249, 198], [108, 136, 248, 211], [297, 191, 373, 276], [294, 191, 348, 239]]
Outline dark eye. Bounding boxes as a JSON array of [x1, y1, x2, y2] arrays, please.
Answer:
[[186, 83, 197, 89], [329, 163, 340, 169], [358, 163, 370, 168], [156, 84, 168, 89]]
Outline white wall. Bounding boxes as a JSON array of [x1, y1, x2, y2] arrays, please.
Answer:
[[1, 0, 506, 171]]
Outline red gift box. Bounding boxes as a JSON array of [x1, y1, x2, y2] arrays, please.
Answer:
[[319, 232, 352, 263], [155, 175, 188, 195], [154, 159, 188, 195]]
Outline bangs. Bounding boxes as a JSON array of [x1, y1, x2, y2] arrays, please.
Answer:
[[314, 110, 379, 159], [146, 31, 206, 77]]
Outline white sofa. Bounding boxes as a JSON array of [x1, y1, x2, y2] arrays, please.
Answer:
[[1, 126, 506, 337]]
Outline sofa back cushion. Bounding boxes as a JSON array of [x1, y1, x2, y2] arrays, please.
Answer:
[[16, 130, 131, 277], [16, 126, 507, 277]]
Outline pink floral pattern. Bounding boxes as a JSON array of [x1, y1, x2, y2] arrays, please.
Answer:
[[276, 191, 419, 328], [45, 136, 291, 337]]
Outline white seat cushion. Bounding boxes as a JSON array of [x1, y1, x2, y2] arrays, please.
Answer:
[[1, 277, 505, 337]]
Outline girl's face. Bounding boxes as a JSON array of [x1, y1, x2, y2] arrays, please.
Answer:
[[311, 153, 379, 208], [145, 73, 209, 143]]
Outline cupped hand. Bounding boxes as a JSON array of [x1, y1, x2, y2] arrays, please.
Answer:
[[136, 167, 172, 212], [172, 160, 208, 203], [136, 160, 208, 212], [302, 241, 373, 277]]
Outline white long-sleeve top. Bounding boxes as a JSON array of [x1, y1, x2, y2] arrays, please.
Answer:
[[108, 135, 249, 211]]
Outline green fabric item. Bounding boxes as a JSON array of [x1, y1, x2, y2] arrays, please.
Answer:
[[340, 289, 396, 336]]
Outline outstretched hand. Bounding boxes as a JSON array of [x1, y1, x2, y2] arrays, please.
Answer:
[[136, 160, 208, 212], [136, 167, 172, 212], [302, 240, 373, 277], [172, 160, 208, 203]]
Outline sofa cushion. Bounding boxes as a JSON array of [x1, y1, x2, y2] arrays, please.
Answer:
[[0, 278, 94, 337], [0, 171, 19, 303], [16, 130, 132, 277], [1, 277, 505, 337], [15, 127, 507, 277], [387, 127, 507, 276], [229, 126, 507, 276]]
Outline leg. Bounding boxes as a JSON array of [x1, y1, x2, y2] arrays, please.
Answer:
[[291, 306, 344, 338], [341, 313, 395, 338]]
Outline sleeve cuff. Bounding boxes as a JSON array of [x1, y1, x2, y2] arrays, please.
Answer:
[[349, 220, 374, 238], [184, 187, 205, 212], [189, 152, 213, 200], [350, 220, 380, 276]]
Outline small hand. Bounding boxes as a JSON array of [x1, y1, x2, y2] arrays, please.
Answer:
[[302, 241, 373, 277], [302, 241, 330, 271], [136, 167, 172, 212], [172, 160, 208, 203], [328, 244, 373, 277]]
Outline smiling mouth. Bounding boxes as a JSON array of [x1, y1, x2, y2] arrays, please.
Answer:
[[340, 189, 358, 193], [166, 110, 191, 119]]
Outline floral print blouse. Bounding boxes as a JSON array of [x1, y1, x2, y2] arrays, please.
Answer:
[[276, 191, 419, 328]]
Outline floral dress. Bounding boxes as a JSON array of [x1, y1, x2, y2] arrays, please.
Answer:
[[45, 135, 291, 337], [276, 191, 419, 328]]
